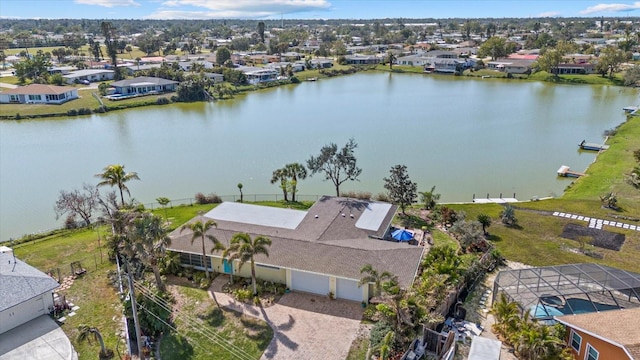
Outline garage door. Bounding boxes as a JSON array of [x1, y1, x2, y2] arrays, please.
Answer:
[[336, 278, 362, 302], [291, 270, 329, 296]]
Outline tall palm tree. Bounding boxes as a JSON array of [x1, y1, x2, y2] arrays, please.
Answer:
[[180, 218, 219, 279], [96, 164, 140, 207], [284, 163, 307, 202], [127, 212, 171, 292], [359, 263, 395, 297], [477, 214, 492, 235], [270, 168, 289, 202], [223, 233, 272, 295], [77, 324, 112, 358]]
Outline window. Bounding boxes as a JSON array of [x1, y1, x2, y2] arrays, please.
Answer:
[[571, 331, 582, 352], [28, 95, 41, 101], [585, 344, 598, 360]]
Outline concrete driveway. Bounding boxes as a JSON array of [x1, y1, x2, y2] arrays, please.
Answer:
[[209, 277, 363, 360], [0, 316, 77, 360]]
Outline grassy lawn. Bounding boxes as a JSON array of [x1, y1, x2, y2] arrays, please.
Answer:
[[160, 281, 272, 360], [0, 76, 20, 84], [0, 89, 100, 117]]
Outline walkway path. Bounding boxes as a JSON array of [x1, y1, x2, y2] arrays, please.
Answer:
[[0, 82, 18, 89], [552, 211, 640, 231], [208, 277, 363, 360]]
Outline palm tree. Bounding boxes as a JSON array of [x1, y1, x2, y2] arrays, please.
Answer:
[[420, 186, 441, 210], [477, 213, 491, 235], [237, 183, 243, 203], [270, 168, 289, 202], [490, 292, 520, 336], [500, 204, 518, 226], [96, 164, 140, 207], [156, 197, 170, 222], [127, 212, 171, 292], [386, 51, 397, 70], [180, 218, 220, 279], [211, 241, 231, 284], [223, 233, 272, 295], [284, 163, 307, 202], [77, 324, 112, 359], [359, 264, 395, 297]]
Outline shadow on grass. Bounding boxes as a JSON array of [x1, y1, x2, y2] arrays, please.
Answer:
[[159, 333, 194, 358], [487, 234, 502, 242], [240, 316, 273, 348], [199, 307, 225, 327]]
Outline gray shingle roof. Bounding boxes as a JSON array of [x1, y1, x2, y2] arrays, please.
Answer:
[[110, 76, 178, 87], [168, 196, 424, 287], [0, 252, 59, 311]]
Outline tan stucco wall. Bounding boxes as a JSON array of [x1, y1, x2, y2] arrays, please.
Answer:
[[233, 262, 286, 285]]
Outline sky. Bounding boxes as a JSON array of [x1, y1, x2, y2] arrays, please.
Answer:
[[1, 0, 640, 20]]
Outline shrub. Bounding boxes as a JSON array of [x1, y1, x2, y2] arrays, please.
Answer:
[[195, 192, 222, 204], [233, 288, 252, 302], [340, 191, 372, 200], [290, 76, 300, 84], [15, 113, 21, 120], [374, 192, 390, 202], [64, 215, 78, 229], [156, 97, 170, 105], [363, 304, 378, 321], [67, 109, 78, 116], [369, 321, 393, 347], [603, 127, 617, 137], [77, 108, 92, 115]]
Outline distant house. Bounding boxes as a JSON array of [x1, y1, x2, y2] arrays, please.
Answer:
[[0, 247, 59, 334], [423, 50, 458, 59], [167, 196, 424, 303], [48, 66, 77, 75], [310, 59, 334, 69], [241, 67, 279, 84], [424, 58, 466, 74], [109, 76, 178, 97], [396, 55, 434, 66], [487, 59, 534, 74], [555, 307, 640, 360], [0, 84, 79, 105], [557, 63, 595, 75], [62, 69, 114, 84], [344, 54, 381, 65]]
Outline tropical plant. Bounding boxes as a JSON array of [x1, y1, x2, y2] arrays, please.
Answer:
[[270, 168, 290, 202], [156, 197, 170, 222], [284, 163, 307, 202], [223, 233, 272, 295], [420, 185, 441, 210], [359, 264, 395, 297], [490, 292, 520, 336], [369, 330, 395, 360], [77, 325, 113, 359], [500, 204, 518, 226], [599, 192, 618, 209], [383, 164, 417, 215], [95, 164, 140, 207], [160, 251, 181, 275], [180, 217, 220, 279], [126, 212, 171, 292], [307, 138, 362, 197], [477, 213, 492, 235]]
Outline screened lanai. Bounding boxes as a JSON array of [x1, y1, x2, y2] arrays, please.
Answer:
[[493, 263, 640, 321]]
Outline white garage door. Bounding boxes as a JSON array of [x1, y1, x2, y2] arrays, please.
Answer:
[[291, 270, 329, 296], [336, 278, 362, 302]]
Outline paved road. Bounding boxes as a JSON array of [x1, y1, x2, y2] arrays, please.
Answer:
[[209, 277, 363, 360]]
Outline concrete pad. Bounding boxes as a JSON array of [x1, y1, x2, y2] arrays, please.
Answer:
[[583, 217, 590, 222], [0, 315, 77, 360], [577, 216, 584, 220], [553, 212, 559, 216], [624, 224, 630, 229], [571, 215, 578, 219], [631, 225, 637, 230], [603, 220, 610, 225]]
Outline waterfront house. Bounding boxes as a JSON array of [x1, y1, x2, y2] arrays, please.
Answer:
[[167, 196, 424, 303], [109, 76, 179, 96], [0, 84, 78, 105], [237, 66, 279, 84], [344, 54, 382, 65]]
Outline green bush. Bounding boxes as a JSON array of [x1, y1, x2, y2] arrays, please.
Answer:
[[156, 97, 170, 105], [369, 321, 393, 347], [362, 304, 378, 321], [233, 288, 252, 302], [67, 109, 78, 116]]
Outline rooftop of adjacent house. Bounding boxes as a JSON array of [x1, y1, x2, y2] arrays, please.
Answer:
[[1, 84, 76, 95], [110, 76, 178, 87], [168, 196, 423, 285], [62, 69, 114, 77], [0, 249, 59, 311], [555, 307, 640, 355]]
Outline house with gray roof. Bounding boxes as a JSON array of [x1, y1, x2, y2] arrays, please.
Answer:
[[0, 246, 59, 334], [62, 69, 114, 84], [108, 76, 179, 97], [168, 196, 424, 302]]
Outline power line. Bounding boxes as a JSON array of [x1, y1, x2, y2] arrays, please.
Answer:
[[132, 281, 256, 360]]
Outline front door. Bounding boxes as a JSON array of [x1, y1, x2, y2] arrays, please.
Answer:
[[223, 259, 233, 274]]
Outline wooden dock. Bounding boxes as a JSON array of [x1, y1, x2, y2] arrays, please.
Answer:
[[557, 165, 585, 178], [579, 140, 609, 151]]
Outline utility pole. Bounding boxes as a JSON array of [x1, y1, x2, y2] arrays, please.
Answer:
[[126, 260, 145, 360]]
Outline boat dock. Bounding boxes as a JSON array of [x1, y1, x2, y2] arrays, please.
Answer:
[[472, 193, 518, 204], [557, 165, 585, 178], [579, 140, 609, 151], [624, 106, 640, 116]]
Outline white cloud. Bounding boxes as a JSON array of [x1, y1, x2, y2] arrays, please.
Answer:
[[74, 0, 141, 8], [537, 11, 560, 17], [154, 0, 330, 18], [580, 2, 640, 14]]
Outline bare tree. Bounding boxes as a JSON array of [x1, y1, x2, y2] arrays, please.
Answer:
[[55, 183, 99, 226]]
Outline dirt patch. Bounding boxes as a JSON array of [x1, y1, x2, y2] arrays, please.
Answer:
[[560, 223, 626, 251]]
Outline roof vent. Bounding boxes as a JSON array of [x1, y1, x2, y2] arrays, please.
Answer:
[[342, 213, 346, 217], [315, 215, 319, 219]]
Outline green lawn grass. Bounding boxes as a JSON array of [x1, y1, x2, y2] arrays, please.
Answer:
[[160, 282, 272, 360], [0, 76, 20, 84]]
